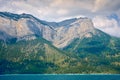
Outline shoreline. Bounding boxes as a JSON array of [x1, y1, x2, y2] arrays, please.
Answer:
[[0, 74, 120, 76]]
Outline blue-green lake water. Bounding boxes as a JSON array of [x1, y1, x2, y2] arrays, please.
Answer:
[[0, 74, 120, 80]]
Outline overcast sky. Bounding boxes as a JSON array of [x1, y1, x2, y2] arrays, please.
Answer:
[[0, 0, 120, 37]]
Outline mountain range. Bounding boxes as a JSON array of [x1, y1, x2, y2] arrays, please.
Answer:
[[0, 12, 120, 74]]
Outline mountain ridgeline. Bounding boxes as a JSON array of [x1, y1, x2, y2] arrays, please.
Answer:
[[0, 12, 120, 74]]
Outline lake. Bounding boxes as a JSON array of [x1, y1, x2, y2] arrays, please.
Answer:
[[0, 74, 120, 80]]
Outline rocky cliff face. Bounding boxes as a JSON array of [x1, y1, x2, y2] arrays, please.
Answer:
[[0, 12, 55, 42], [0, 12, 95, 48], [52, 18, 95, 48]]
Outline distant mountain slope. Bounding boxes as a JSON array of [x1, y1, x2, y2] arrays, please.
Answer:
[[63, 29, 110, 53], [0, 12, 120, 74]]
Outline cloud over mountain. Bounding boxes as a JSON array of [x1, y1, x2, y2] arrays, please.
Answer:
[[0, 0, 120, 37]]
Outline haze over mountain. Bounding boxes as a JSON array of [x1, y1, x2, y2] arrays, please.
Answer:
[[0, 12, 120, 74]]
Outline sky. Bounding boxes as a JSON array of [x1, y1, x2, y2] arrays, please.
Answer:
[[0, 0, 120, 37]]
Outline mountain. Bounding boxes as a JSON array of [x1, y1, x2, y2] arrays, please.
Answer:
[[0, 12, 120, 74], [0, 12, 55, 42], [0, 12, 95, 48]]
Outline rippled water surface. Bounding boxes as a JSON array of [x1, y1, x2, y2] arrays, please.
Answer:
[[0, 74, 120, 80]]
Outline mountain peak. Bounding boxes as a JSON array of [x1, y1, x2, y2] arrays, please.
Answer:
[[0, 12, 95, 48], [52, 17, 95, 48]]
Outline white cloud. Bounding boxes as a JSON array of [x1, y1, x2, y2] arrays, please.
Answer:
[[57, 9, 68, 15], [93, 0, 108, 12], [93, 16, 120, 37]]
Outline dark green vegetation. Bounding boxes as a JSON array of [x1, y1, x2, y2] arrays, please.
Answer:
[[63, 30, 119, 54], [0, 30, 120, 74], [0, 38, 69, 74], [63, 30, 120, 73]]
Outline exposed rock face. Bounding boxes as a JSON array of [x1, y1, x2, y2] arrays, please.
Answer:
[[0, 12, 95, 48], [52, 18, 95, 48], [0, 12, 55, 42]]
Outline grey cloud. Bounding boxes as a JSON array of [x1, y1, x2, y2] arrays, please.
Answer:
[[0, 0, 119, 21]]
